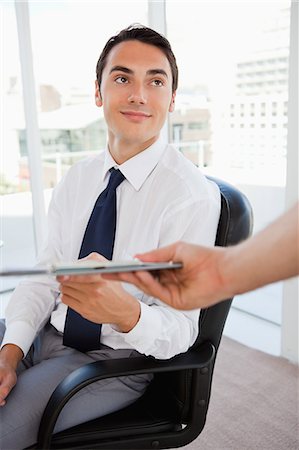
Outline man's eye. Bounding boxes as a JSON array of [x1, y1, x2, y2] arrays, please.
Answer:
[[115, 76, 128, 84], [151, 79, 163, 86]]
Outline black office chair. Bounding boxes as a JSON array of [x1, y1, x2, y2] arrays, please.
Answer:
[[35, 177, 253, 450]]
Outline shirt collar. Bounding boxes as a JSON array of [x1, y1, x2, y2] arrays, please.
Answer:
[[102, 136, 167, 191]]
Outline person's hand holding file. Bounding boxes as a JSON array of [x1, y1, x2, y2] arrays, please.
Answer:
[[104, 203, 299, 310], [104, 242, 230, 309]]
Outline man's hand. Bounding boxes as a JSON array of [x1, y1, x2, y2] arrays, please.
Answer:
[[104, 242, 231, 310], [0, 344, 23, 406], [57, 253, 141, 332]]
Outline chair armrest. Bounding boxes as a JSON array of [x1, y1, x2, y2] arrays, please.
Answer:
[[38, 342, 215, 448]]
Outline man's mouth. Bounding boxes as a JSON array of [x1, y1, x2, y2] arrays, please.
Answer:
[[120, 110, 151, 121]]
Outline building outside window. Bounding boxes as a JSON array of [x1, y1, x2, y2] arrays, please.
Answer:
[[166, 0, 291, 355]]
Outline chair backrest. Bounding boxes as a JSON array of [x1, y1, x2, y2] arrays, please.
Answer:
[[154, 176, 253, 424]]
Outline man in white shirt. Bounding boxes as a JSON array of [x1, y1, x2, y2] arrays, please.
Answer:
[[0, 24, 220, 449]]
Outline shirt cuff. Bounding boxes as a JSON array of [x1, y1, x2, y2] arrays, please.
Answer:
[[119, 302, 163, 355], [1, 320, 36, 357]]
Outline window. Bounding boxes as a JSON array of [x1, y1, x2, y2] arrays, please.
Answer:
[[1, 0, 148, 311], [1, 3, 36, 308], [167, 0, 291, 355], [188, 122, 208, 130], [27, 1, 148, 190]]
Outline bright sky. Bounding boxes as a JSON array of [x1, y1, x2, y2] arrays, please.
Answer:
[[2, 0, 290, 97]]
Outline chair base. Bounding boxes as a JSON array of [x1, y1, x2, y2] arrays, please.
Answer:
[[30, 390, 182, 449]]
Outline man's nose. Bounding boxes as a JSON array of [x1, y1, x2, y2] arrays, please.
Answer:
[[127, 83, 147, 104]]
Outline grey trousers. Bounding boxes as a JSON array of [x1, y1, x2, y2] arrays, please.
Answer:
[[0, 320, 152, 450]]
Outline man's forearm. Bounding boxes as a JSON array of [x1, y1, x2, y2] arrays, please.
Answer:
[[223, 203, 299, 296], [0, 344, 23, 369]]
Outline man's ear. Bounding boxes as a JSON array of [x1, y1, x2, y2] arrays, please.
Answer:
[[95, 80, 103, 107], [169, 91, 176, 112]]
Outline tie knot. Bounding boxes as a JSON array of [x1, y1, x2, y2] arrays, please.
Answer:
[[108, 168, 125, 191]]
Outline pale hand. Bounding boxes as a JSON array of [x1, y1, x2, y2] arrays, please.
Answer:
[[104, 242, 231, 310]]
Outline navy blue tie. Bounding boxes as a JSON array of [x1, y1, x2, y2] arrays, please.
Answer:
[[63, 168, 125, 352]]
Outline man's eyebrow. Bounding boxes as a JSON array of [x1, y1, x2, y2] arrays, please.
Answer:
[[109, 66, 168, 78], [147, 69, 168, 78], [109, 66, 133, 75]]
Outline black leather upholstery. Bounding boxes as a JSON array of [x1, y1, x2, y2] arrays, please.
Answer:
[[34, 176, 253, 450]]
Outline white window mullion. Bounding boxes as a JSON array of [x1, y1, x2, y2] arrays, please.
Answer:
[[15, 0, 46, 254], [148, 0, 169, 143], [148, 0, 166, 35]]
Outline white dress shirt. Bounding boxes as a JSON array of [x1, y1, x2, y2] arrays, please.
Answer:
[[3, 137, 220, 359]]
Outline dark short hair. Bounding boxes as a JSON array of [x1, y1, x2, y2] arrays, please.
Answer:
[[96, 24, 178, 93]]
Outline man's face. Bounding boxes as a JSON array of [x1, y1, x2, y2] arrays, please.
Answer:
[[95, 40, 175, 153]]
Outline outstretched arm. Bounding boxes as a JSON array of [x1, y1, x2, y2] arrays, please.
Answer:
[[223, 202, 298, 297], [104, 202, 299, 310]]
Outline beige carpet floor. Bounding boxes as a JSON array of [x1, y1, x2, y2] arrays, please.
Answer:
[[182, 336, 298, 450]]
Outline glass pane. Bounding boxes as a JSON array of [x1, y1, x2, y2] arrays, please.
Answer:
[[1, 1, 149, 315], [166, 1, 291, 352], [1, 2, 36, 311], [27, 1, 148, 195]]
